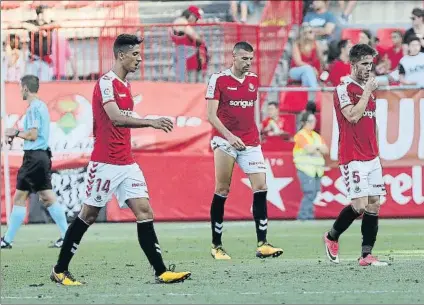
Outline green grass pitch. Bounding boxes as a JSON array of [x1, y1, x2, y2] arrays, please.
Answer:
[[1, 219, 423, 304]]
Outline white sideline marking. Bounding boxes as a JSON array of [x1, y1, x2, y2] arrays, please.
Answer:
[[1, 290, 416, 300]]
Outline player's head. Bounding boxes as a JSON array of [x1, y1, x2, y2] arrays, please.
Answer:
[[232, 41, 254, 74], [300, 111, 317, 131], [20, 75, 39, 100], [407, 35, 421, 56], [349, 43, 377, 82], [113, 34, 143, 73], [267, 102, 279, 118]]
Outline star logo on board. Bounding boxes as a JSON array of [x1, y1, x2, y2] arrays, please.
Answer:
[[241, 159, 293, 212]]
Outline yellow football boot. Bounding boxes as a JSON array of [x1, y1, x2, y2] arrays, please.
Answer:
[[256, 242, 283, 258], [50, 268, 84, 286], [155, 264, 191, 284], [211, 245, 232, 260]]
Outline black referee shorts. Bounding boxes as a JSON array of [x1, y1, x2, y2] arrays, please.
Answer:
[[16, 149, 53, 193]]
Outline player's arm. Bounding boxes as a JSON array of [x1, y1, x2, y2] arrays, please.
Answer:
[[207, 100, 246, 150], [205, 74, 245, 150], [339, 77, 378, 124], [99, 78, 172, 132], [103, 103, 173, 132]]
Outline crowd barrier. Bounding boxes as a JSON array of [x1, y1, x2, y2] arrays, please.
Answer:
[[2, 22, 290, 85], [1, 82, 423, 223]]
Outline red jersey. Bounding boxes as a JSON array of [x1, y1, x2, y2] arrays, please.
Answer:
[[205, 69, 260, 146], [91, 70, 135, 165], [334, 76, 379, 165], [327, 59, 351, 86]]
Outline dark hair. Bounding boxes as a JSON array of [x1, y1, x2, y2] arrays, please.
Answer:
[[21, 75, 40, 93], [233, 41, 254, 53], [113, 34, 143, 59], [412, 8, 424, 18], [36, 5, 46, 15], [268, 101, 278, 108], [305, 101, 317, 114], [407, 35, 421, 45], [391, 30, 403, 40], [337, 39, 349, 52], [299, 111, 314, 127], [349, 43, 377, 64], [181, 9, 192, 19]]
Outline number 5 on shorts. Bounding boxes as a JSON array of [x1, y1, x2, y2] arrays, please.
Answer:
[[352, 171, 360, 183]]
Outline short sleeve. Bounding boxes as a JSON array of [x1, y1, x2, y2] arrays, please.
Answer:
[[26, 106, 40, 129], [99, 76, 115, 105], [303, 12, 312, 23], [325, 12, 337, 24], [335, 83, 352, 109], [205, 73, 221, 100]]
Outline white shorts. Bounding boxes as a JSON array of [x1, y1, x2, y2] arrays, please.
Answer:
[[211, 136, 266, 174], [84, 161, 149, 208], [339, 157, 386, 200]]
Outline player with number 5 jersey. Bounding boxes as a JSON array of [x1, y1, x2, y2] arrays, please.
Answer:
[[323, 44, 388, 267]]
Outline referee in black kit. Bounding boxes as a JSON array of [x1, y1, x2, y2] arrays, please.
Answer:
[[2, 75, 68, 249]]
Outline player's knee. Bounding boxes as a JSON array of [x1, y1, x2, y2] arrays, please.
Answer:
[[215, 186, 230, 197], [78, 205, 100, 225], [366, 197, 381, 214], [351, 200, 367, 214], [135, 206, 154, 221], [252, 184, 267, 193]]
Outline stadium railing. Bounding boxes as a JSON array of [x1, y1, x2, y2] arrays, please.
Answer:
[[2, 22, 291, 86]]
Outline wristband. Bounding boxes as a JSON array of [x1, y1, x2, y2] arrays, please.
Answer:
[[15, 130, 20, 137]]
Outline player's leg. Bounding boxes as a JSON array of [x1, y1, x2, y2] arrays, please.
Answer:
[[119, 163, 191, 283], [359, 158, 387, 266], [324, 161, 368, 263], [51, 203, 100, 286], [210, 137, 236, 259], [1, 189, 29, 248], [51, 162, 116, 286], [239, 146, 283, 258]]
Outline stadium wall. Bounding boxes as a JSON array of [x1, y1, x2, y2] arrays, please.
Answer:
[[1, 82, 423, 223]]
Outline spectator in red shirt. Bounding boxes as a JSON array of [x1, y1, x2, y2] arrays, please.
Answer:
[[325, 39, 352, 85], [261, 102, 289, 138], [383, 30, 404, 71]]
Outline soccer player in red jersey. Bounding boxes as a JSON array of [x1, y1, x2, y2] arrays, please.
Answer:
[[205, 41, 283, 260], [324, 44, 388, 266], [50, 34, 191, 285]]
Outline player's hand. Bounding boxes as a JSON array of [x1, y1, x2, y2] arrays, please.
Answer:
[[227, 135, 246, 151], [151, 118, 174, 133], [364, 77, 378, 92]]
